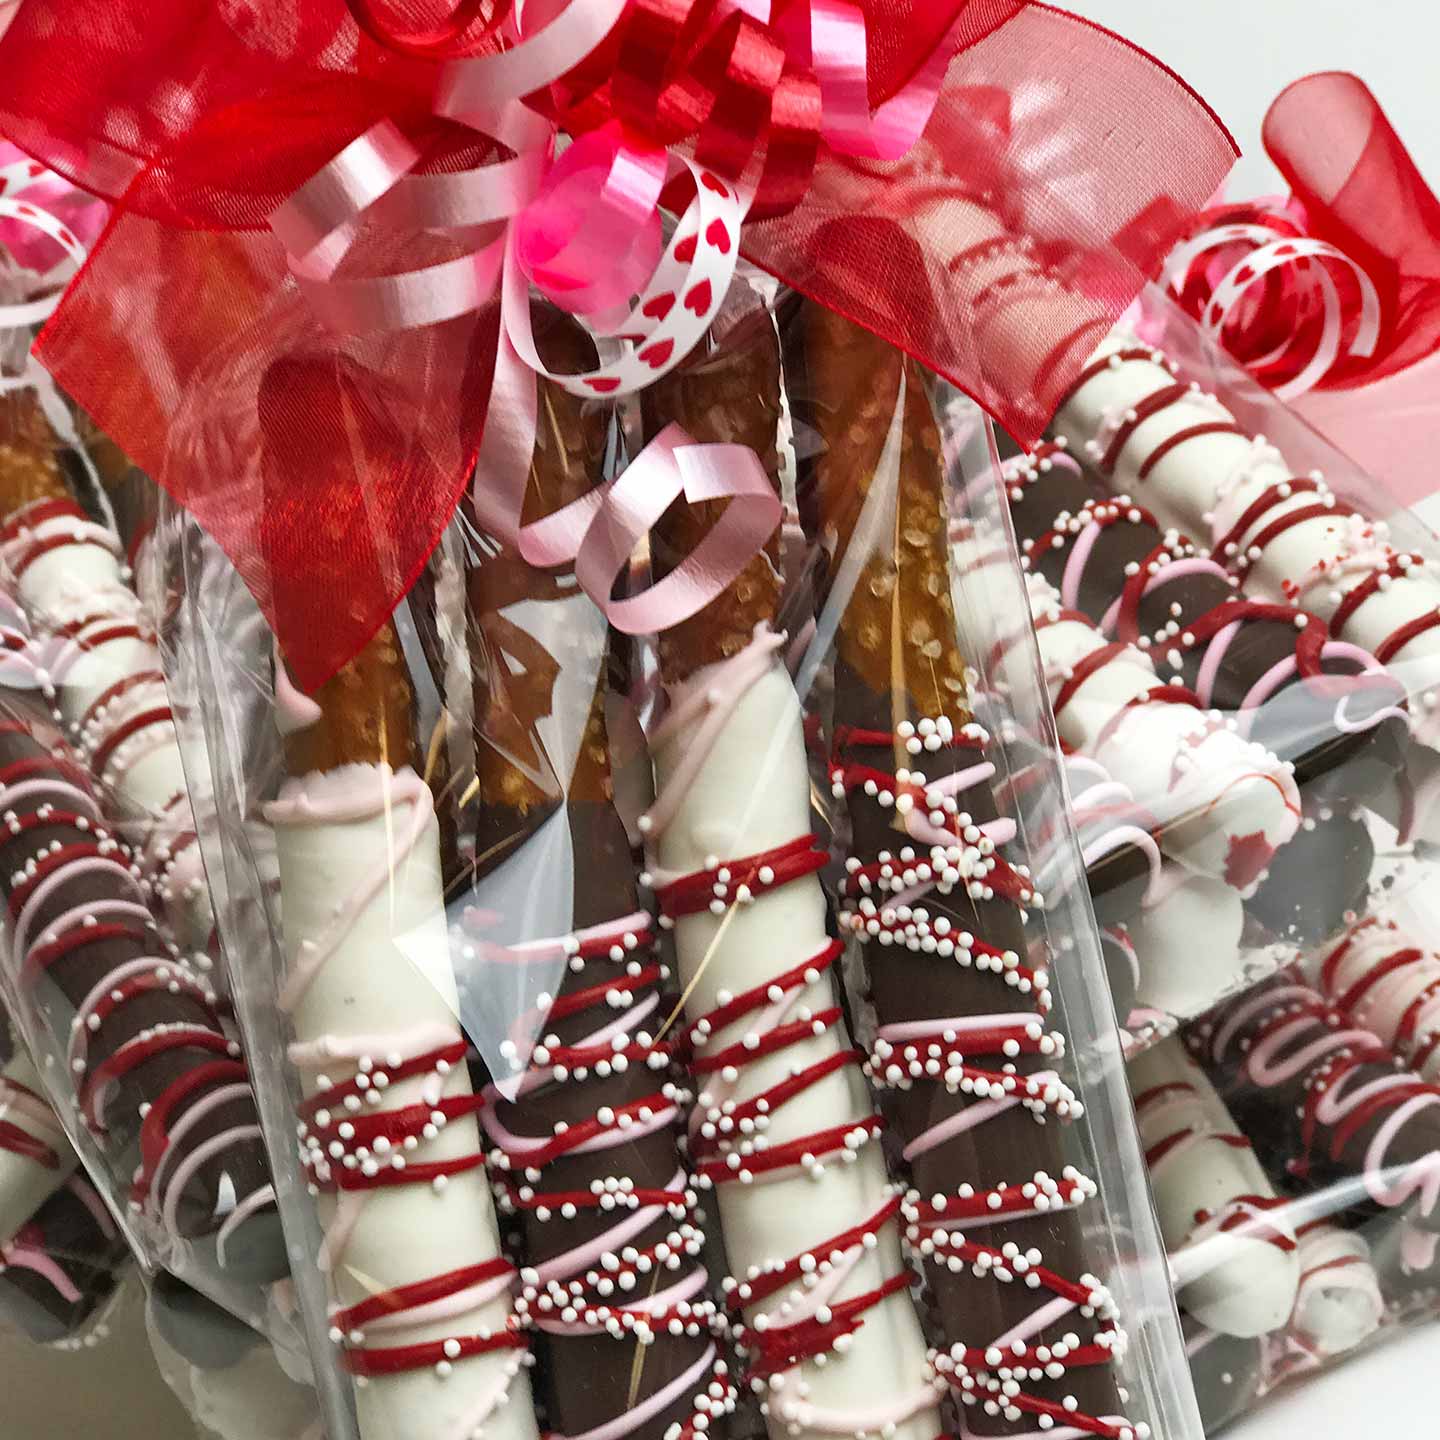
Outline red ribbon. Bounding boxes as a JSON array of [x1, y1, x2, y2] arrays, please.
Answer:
[[0, 0, 1235, 689], [1169, 72, 1440, 397]]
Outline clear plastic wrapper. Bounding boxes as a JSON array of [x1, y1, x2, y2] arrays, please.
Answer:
[[163, 276, 1200, 1440], [0, 355, 286, 1322], [1125, 923, 1440, 1433], [987, 284, 1440, 1054]]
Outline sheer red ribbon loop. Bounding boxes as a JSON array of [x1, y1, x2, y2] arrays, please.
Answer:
[[0, 0, 1236, 689], [1168, 72, 1440, 398]]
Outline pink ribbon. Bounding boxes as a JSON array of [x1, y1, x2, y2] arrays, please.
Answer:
[[1163, 202, 1382, 401], [267, 0, 962, 635]]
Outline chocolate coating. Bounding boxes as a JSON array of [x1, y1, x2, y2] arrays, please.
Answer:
[[1006, 451, 1406, 800], [465, 315, 724, 1440], [0, 1177, 129, 1346], [1187, 975, 1440, 1235], [0, 723, 279, 1270], [803, 309, 1129, 1435]]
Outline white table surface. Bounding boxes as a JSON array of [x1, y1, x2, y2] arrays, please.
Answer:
[[1067, 4, 1440, 1435]]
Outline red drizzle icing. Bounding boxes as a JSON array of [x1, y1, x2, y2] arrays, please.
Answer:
[[831, 719, 1134, 1440]]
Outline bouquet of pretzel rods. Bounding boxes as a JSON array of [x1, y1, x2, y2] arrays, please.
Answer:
[[151, 249, 1216, 1440]]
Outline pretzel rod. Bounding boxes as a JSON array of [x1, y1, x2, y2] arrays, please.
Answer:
[[1272, 1222, 1383, 1376], [1051, 336, 1440, 755], [952, 473, 1250, 1028], [1021, 568, 1300, 893], [1018, 571, 1296, 1014], [977, 692, 1238, 1039], [0, 387, 213, 957], [466, 319, 732, 1440], [639, 301, 945, 1440], [0, 1171, 129, 1349], [1185, 975, 1440, 1249], [1005, 443, 1406, 795], [801, 306, 1137, 1440], [271, 622, 538, 1440], [0, 712, 279, 1275], [1005, 444, 1391, 943], [1312, 917, 1440, 1083], [1005, 744, 1159, 934], [1189, 1224, 1384, 1421], [1129, 1038, 1299, 1339], [0, 1037, 77, 1245]]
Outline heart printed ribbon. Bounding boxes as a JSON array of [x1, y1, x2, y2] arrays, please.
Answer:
[[0, 0, 1237, 689]]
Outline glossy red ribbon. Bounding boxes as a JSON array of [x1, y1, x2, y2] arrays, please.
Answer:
[[0, 0, 1236, 689]]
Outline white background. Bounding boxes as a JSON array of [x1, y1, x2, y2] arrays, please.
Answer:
[[1066, 8, 1440, 1434], [1067, 0, 1440, 199]]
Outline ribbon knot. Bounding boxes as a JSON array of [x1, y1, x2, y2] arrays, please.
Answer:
[[0, 0, 1238, 689]]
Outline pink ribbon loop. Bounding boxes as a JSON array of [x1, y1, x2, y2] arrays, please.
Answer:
[[574, 424, 783, 634]]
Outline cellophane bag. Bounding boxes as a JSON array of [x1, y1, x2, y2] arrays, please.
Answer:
[[994, 282, 1440, 1047], [159, 271, 1201, 1440], [0, 329, 287, 1343], [997, 285, 1440, 1427]]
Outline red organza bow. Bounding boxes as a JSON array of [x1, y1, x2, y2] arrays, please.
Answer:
[[0, 0, 1235, 689], [1168, 72, 1440, 399]]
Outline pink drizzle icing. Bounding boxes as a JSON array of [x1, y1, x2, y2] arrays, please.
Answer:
[[644, 626, 945, 1439]]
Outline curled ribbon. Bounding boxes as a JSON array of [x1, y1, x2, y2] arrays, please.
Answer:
[[1166, 72, 1440, 404], [1164, 200, 1381, 401], [0, 147, 97, 330], [266, 0, 965, 634], [0, 0, 1238, 689]]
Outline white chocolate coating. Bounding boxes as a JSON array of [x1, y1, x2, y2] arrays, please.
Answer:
[[1287, 1224, 1383, 1360], [1125, 867, 1245, 1021], [650, 653, 943, 1440], [1, 503, 213, 953], [1312, 917, 1440, 1081], [1130, 1039, 1299, 1338], [1054, 333, 1440, 747], [269, 765, 537, 1440], [0, 1044, 76, 1246], [1028, 573, 1301, 889]]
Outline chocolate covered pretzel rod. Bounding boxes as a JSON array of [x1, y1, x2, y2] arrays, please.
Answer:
[[272, 623, 538, 1440], [1185, 975, 1440, 1250], [1005, 446, 1389, 942], [803, 306, 1137, 1440], [974, 609, 1246, 1029], [465, 323, 732, 1440], [0, 713, 279, 1275], [1023, 569, 1300, 893], [1129, 1039, 1298, 1339], [1051, 336, 1440, 752], [1313, 917, 1440, 1083], [1186, 1223, 1384, 1425], [640, 302, 945, 1440], [0, 1172, 129, 1349], [1005, 443, 1406, 797], [0, 388, 212, 955]]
